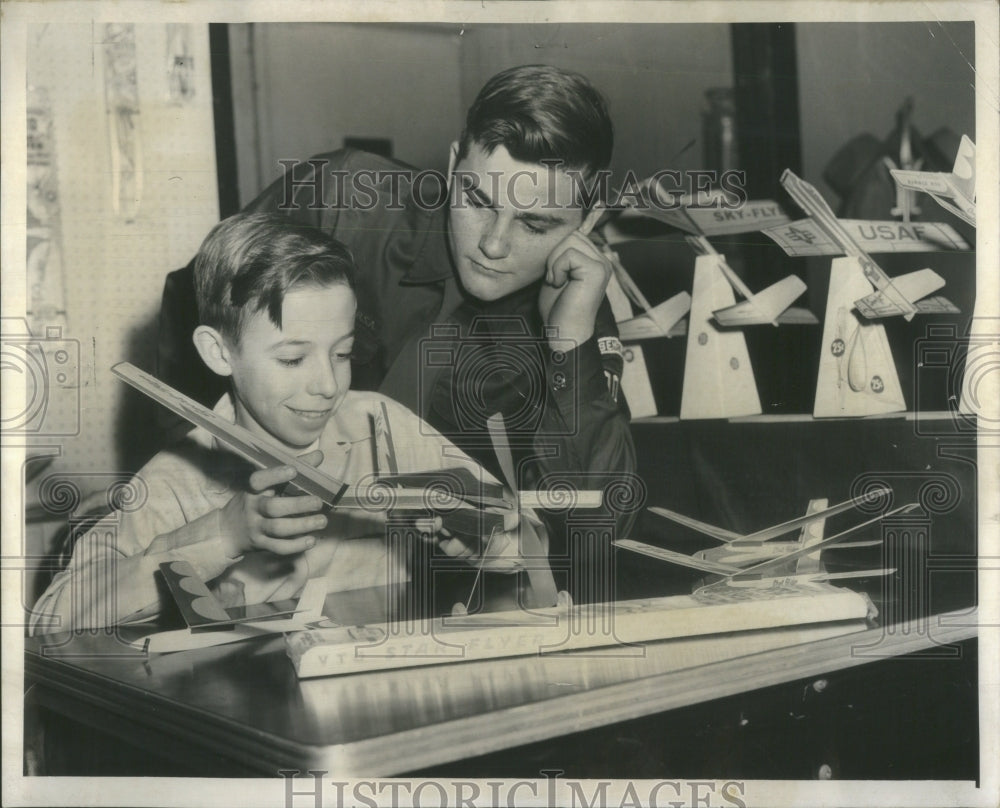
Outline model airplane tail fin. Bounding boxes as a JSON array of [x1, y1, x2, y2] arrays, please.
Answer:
[[648, 506, 743, 543], [950, 134, 976, 202]]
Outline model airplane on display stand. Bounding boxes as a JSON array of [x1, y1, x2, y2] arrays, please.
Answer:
[[685, 234, 817, 328], [615, 487, 912, 592], [775, 169, 962, 321], [600, 246, 688, 418], [889, 134, 976, 227], [761, 169, 965, 417]]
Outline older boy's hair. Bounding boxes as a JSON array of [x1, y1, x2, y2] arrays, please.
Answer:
[[458, 64, 614, 182], [194, 213, 356, 345]]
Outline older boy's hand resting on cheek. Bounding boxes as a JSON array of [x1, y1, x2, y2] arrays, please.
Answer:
[[218, 451, 328, 559], [537, 229, 613, 350]]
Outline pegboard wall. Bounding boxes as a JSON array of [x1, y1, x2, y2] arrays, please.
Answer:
[[25, 24, 220, 480]]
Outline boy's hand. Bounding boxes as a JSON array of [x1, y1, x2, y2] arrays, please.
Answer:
[[537, 230, 613, 350], [417, 516, 522, 572], [219, 450, 328, 559]]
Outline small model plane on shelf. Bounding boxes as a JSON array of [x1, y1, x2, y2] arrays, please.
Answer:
[[889, 134, 976, 227], [774, 169, 960, 321], [685, 234, 818, 328], [614, 487, 912, 591], [603, 246, 691, 341]]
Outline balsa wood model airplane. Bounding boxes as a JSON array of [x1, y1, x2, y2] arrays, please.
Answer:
[[127, 563, 329, 653], [685, 234, 818, 328], [889, 134, 976, 227], [112, 363, 600, 539], [607, 248, 691, 342], [776, 169, 960, 321], [615, 487, 912, 592]]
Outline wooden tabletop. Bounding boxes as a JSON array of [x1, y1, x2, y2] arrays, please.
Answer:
[[25, 588, 977, 777]]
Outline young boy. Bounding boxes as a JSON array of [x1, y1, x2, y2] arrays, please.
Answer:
[[31, 213, 525, 634]]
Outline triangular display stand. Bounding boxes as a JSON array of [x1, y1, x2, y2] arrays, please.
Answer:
[[605, 272, 658, 418], [619, 345, 658, 418], [814, 257, 906, 418], [680, 254, 762, 419]]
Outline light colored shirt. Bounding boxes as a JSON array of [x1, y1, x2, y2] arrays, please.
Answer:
[[31, 391, 504, 634]]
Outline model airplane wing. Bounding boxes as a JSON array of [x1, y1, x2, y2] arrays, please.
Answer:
[[854, 268, 953, 319], [613, 539, 742, 576], [913, 296, 962, 314], [762, 218, 970, 256], [732, 503, 918, 580], [713, 275, 811, 327], [696, 566, 895, 593], [648, 505, 744, 543], [889, 169, 952, 195], [732, 487, 892, 544], [780, 169, 919, 321], [686, 234, 815, 327], [776, 307, 820, 324], [617, 292, 691, 340], [697, 538, 881, 568], [653, 489, 892, 547], [159, 560, 326, 631], [113, 362, 350, 507], [792, 568, 895, 583]]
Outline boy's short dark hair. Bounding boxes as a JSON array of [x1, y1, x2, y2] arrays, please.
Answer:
[[194, 212, 356, 345], [457, 64, 614, 182]]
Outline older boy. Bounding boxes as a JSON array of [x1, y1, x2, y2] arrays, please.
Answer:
[[32, 214, 523, 634]]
